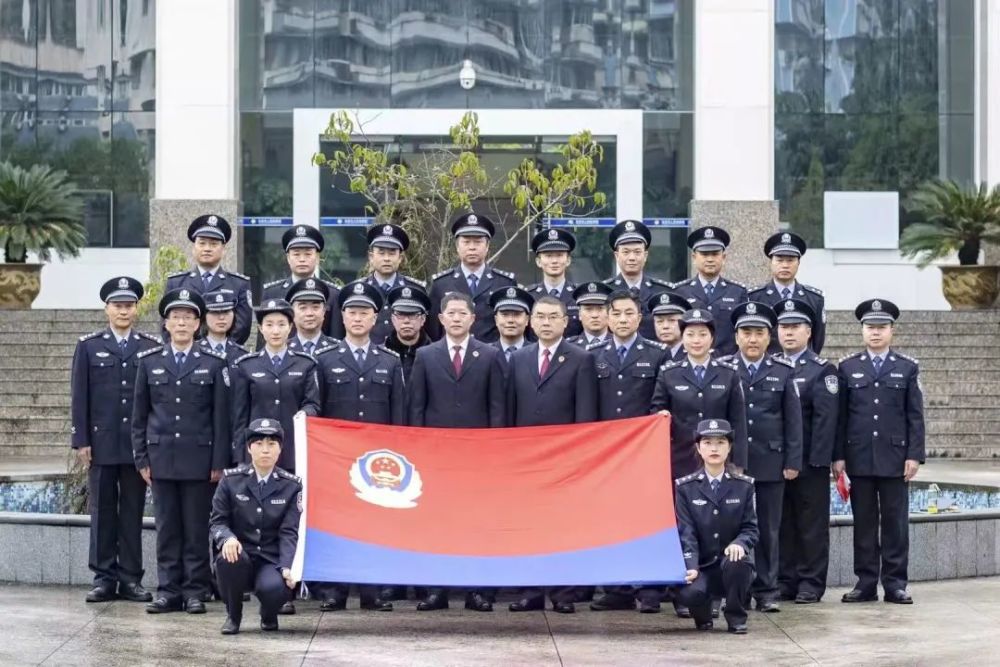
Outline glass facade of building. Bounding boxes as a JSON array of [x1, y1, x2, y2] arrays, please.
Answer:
[[238, 0, 695, 289], [775, 0, 976, 247], [0, 0, 156, 248]]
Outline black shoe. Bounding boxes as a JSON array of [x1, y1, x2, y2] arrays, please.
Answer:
[[552, 601, 575, 614], [198, 591, 214, 603], [795, 591, 820, 604], [118, 582, 152, 602], [755, 599, 780, 613], [509, 598, 544, 612], [589, 594, 634, 611], [728, 623, 748, 635], [185, 598, 206, 614], [638, 598, 661, 614], [575, 588, 595, 603], [711, 598, 722, 619], [696, 621, 714, 632], [318, 598, 346, 612], [841, 589, 878, 603], [145, 597, 183, 614], [277, 601, 296, 615], [85, 585, 116, 603], [220, 617, 240, 635], [778, 590, 797, 602], [416, 594, 448, 611], [260, 617, 279, 631], [674, 604, 691, 619], [884, 589, 913, 605], [361, 598, 394, 611], [464, 593, 493, 612], [243, 592, 251, 602]]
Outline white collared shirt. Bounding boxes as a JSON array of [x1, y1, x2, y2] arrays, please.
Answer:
[[346, 340, 371, 359], [112, 330, 132, 346], [446, 335, 470, 362], [461, 265, 484, 283], [706, 469, 724, 486], [542, 280, 566, 295], [538, 339, 562, 373], [785, 348, 807, 364], [774, 280, 797, 296]]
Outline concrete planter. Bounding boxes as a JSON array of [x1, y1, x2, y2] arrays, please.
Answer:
[[0, 263, 42, 309], [939, 265, 1000, 310]]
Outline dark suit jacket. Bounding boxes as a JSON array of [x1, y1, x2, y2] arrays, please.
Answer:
[[507, 339, 599, 426], [408, 337, 507, 428]]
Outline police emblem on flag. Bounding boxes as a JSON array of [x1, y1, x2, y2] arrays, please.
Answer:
[[350, 449, 423, 509]]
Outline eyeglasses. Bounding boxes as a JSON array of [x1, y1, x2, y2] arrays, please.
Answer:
[[391, 312, 425, 321], [166, 313, 198, 323], [531, 313, 567, 323]]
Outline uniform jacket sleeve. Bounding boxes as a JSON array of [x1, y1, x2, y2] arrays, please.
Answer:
[[407, 353, 427, 426], [390, 362, 406, 426], [728, 380, 749, 469], [782, 373, 804, 472], [649, 367, 671, 413], [809, 364, 840, 466], [574, 352, 599, 423], [731, 485, 759, 553], [505, 354, 518, 426], [833, 365, 849, 462], [212, 362, 233, 470], [673, 486, 700, 571], [489, 352, 508, 427], [811, 294, 827, 354], [70, 340, 90, 448], [907, 364, 926, 463], [301, 364, 320, 417], [231, 362, 251, 464], [209, 477, 237, 548], [278, 482, 303, 570], [231, 281, 253, 345], [131, 361, 151, 470]]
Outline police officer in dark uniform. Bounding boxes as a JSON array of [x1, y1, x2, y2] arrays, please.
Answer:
[[721, 302, 802, 613], [525, 228, 581, 337], [132, 288, 232, 614], [672, 226, 748, 357], [165, 214, 253, 345], [71, 276, 160, 603], [382, 284, 432, 382], [566, 282, 613, 346], [587, 290, 669, 613], [774, 299, 839, 604], [648, 291, 691, 362], [211, 418, 301, 635], [363, 223, 426, 344], [674, 419, 759, 634], [408, 291, 507, 612], [748, 232, 826, 354], [651, 309, 748, 481], [232, 299, 320, 474], [260, 224, 344, 341], [199, 290, 249, 365], [285, 278, 341, 356], [834, 299, 924, 605], [603, 220, 671, 340], [491, 285, 534, 363], [507, 296, 599, 614], [427, 213, 516, 342], [312, 281, 405, 611]]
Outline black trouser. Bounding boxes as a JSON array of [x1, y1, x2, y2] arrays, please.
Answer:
[[519, 586, 577, 606], [675, 556, 754, 627], [88, 463, 147, 588], [312, 582, 385, 605], [751, 480, 784, 602], [151, 479, 213, 601], [423, 586, 497, 604], [849, 475, 909, 593], [216, 552, 290, 623], [778, 466, 831, 598]]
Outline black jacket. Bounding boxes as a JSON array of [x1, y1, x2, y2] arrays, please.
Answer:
[[675, 469, 759, 570], [426, 265, 516, 343], [166, 269, 253, 345], [315, 343, 406, 426], [507, 339, 599, 426], [591, 337, 671, 421], [408, 337, 507, 428], [784, 350, 839, 467]]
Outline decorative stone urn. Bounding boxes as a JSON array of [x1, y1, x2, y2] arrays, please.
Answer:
[[939, 265, 1000, 310], [0, 263, 42, 309]]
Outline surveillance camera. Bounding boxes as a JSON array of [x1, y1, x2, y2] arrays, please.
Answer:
[[459, 59, 476, 90]]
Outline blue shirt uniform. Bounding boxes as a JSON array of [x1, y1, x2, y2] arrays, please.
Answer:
[[314, 343, 406, 426], [166, 269, 253, 345], [426, 265, 517, 343], [671, 278, 749, 357]]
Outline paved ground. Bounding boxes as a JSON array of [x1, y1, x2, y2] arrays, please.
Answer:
[[3, 578, 998, 666]]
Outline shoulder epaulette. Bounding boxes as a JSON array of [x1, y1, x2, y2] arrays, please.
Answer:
[[231, 342, 249, 353], [675, 472, 700, 485], [166, 270, 189, 279], [640, 338, 666, 350], [315, 345, 338, 357], [714, 358, 739, 371], [811, 356, 829, 365], [893, 351, 919, 364], [771, 356, 794, 369], [289, 350, 317, 362], [432, 269, 453, 281], [747, 284, 768, 295], [723, 278, 748, 290], [660, 360, 682, 371], [201, 348, 227, 361], [377, 345, 400, 358], [137, 332, 162, 343], [838, 351, 863, 363], [263, 278, 285, 288], [802, 284, 824, 296], [276, 468, 301, 483], [78, 330, 102, 342], [227, 270, 251, 281], [223, 465, 251, 477], [729, 471, 755, 484], [403, 275, 426, 288], [234, 351, 259, 365], [493, 268, 515, 280], [585, 340, 605, 352], [649, 277, 673, 288], [137, 346, 163, 359]]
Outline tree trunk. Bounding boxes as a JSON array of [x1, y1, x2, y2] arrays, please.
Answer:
[[958, 238, 981, 266], [3, 239, 25, 264]]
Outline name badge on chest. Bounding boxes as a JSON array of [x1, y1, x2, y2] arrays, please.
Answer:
[[271, 498, 286, 505], [725, 498, 740, 504]]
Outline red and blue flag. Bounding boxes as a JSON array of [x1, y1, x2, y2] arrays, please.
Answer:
[[291, 414, 686, 586]]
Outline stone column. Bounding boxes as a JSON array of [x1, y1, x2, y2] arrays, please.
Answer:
[[689, 200, 778, 288], [149, 200, 242, 273]]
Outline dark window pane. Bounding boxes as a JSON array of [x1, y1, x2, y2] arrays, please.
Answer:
[[110, 111, 153, 247], [113, 0, 156, 111], [239, 0, 315, 111], [775, 0, 824, 113]]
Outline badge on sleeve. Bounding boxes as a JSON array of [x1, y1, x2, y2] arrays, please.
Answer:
[[296, 491, 303, 512], [825, 375, 839, 394], [222, 367, 230, 387]]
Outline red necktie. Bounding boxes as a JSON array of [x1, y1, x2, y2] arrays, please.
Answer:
[[539, 348, 551, 377], [452, 345, 463, 375]]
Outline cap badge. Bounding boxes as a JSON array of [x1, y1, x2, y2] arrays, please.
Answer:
[[402, 287, 412, 298], [746, 303, 757, 314], [179, 289, 190, 300], [692, 310, 702, 318], [704, 228, 714, 239], [215, 294, 224, 303], [118, 278, 128, 289], [261, 419, 271, 428], [587, 283, 597, 293], [660, 294, 669, 303], [267, 300, 276, 308], [872, 300, 882, 311], [548, 229, 558, 240], [782, 232, 791, 243], [353, 283, 365, 294], [785, 300, 795, 311], [306, 278, 315, 289], [207, 215, 218, 226], [625, 221, 635, 231], [506, 287, 516, 298], [383, 225, 393, 235], [709, 420, 719, 429], [296, 226, 306, 237], [467, 214, 478, 225]]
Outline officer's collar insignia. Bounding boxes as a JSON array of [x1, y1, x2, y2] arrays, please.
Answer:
[[467, 214, 478, 225], [548, 229, 558, 240], [350, 449, 423, 508], [746, 303, 757, 314], [785, 300, 795, 311], [118, 278, 128, 289], [402, 287, 412, 297], [872, 300, 882, 311], [704, 228, 714, 238], [782, 233, 791, 243], [179, 289, 190, 300], [506, 287, 516, 298], [296, 226, 306, 237], [354, 283, 364, 294]]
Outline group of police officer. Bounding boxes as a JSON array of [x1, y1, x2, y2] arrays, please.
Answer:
[[70, 211, 924, 635]]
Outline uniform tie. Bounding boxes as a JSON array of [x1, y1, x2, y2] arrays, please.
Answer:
[[748, 363, 758, 381], [467, 273, 479, 294], [710, 478, 720, 495], [539, 348, 551, 377], [201, 271, 212, 290], [272, 355, 282, 368], [452, 345, 463, 375], [872, 356, 883, 376], [618, 345, 628, 364], [354, 348, 366, 365], [258, 478, 266, 495], [119, 338, 128, 353], [505, 347, 514, 361], [215, 343, 224, 354], [303, 341, 315, 355], [694, 365, 705, 384], [174, 351, 186, 369], [781, 287, 791, 299], [705, 282, 715, 298], [380, 282, 391, 294], [549, 288, 560, 298]]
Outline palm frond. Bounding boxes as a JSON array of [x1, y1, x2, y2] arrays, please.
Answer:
[[0, 161, 85, 263]]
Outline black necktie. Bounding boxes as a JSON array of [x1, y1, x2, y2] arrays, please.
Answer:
[[119, 338, 128, 353], [694, 365, 705, 384], [873, 356, 883, 375], [258, 478, 266, 495], [175, 351, 186, 369], [781, 287, 791, 299], [710, 479, 720, 495]]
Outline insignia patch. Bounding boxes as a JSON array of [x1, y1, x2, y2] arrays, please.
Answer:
[[331, 368, 346, 373], [353, 283, 364, 294], [548, 229, 558, 240], [872, 300, 882, 311], [251, 372, 266, 378], [709, 420, 719, 428], [472, 350, 479, 358], [194, 368, 209, 374], [222, 367, 230, 387], [693, 499, 708, 506], [402, 287, 411, 298], [558, 356, 565, 363], [746, 303, 757, 314], [152, 368, 165, 375], [118, 277, 129, 289], [297, 491, 303, 512], [781, 232, 791, 243], [236, 494, 249, 501], [179, 289, 190, 300], [349, 449, 423, 509], [825, 375, 839, 394], [288, 371, 303, 377], [704, 228, 714, 238], [270, 498, 286, 505], [208, 215, 218, 225], [625, 221, 635, 231], [506, 287, 516, 298], [587, 283, 597, 293], [890, 373, 904, 378], [785, 300, 795, 311], [674, 385, 690, 390], [306, 278, 315, 288], [852, 373, 864, 378], [296, 226, 306, 236], [725, 498, 741, 504], [375, 368, 388, 374], [96, 352, 109, 358], [215, 294, 224, 303], [710, 384, 726, 390]]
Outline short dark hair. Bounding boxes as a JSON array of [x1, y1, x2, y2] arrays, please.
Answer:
[[607, 290, 641, 311], [440, 291, 474, 313], [532, 295, 567, 316]]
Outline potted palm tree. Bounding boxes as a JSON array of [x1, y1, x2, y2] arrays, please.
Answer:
[[0, 161, 86, 309], [900, 179, 1000, 310]]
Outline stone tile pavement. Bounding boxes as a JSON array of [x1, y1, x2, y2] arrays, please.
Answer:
[[2, 578, 998, 666]]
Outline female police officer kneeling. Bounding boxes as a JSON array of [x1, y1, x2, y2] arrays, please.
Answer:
[[210, 418, 302, 635], [674, 419, 759, 634]]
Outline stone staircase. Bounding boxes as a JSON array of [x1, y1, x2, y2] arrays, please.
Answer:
[[0, 309, 998, 459]]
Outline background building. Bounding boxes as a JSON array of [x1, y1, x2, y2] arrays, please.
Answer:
[[0, 0, 994, 310]]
